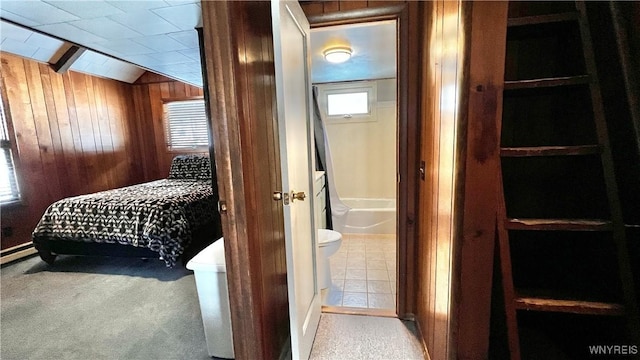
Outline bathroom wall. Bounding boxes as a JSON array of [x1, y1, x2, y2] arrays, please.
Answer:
[[321, 78, 397, 199]]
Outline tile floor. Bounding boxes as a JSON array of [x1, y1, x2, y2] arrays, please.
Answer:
[[321, 233, 397, 310]]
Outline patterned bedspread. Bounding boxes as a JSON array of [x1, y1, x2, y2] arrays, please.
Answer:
[[32, 179, 215, 267]]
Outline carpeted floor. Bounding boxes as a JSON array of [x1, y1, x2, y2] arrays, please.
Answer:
[[1, 254, 212, 360], [3, 255, 426, 360]]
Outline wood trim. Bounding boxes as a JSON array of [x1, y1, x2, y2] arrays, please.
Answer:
[[455, 2, 509, 360], [306, 5, 406, 27], [507, 12, 579, 27], [160, 96, 204, 103], [307, 1, 421, 322], [503, 75, 590, 90], [321, 306, 397, 318], [513, 296, 625, 316], [500, 145, 601, 157], [201, 3, 263, 358], [51, 45, 86, 74], [0, 242, 36, 265], [200, 2, 289, 359]]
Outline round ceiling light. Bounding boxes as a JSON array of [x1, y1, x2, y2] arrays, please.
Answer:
[[323, 47, 352, 63]]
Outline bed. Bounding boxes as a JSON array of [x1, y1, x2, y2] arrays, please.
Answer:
[[32, 155, 221, 267]]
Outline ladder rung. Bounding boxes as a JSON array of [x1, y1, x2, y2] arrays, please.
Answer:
[[504, 75, 590, 90], [506, 218, 612, 231], [501, 145, 601, 157], [507, 12, 580, 27], [514, 296, 625, 316]]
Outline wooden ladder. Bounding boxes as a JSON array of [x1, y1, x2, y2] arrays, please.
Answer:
[[496, 1, 640, 358]]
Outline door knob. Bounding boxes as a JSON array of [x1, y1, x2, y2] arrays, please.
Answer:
[[291, 191, 306, 202]]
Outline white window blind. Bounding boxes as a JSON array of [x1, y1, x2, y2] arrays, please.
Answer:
[[163, 99, 209, 150], [0, 97, 20, 204]]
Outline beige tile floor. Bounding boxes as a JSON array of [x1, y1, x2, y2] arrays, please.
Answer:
[[321, 233, 397, 310]]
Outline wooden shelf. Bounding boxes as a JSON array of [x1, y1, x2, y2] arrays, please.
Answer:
[[504, 75, 590, 90], [507, 12, 580, 27], [501, 145, 601, 157], [506, 218, 612, 231], [514, 295, 624, 316]]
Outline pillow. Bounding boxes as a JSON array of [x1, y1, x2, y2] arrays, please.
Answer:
[[168, 154, 212, 180]]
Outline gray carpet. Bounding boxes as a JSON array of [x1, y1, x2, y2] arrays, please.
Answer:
[[1, 254, 214, 360], [310, 313, 425, 360]]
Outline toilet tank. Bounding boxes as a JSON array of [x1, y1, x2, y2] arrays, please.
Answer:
[[314, 171, 326, 229]]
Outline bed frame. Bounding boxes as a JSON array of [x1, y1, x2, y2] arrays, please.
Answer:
[[34, 220, 222, 267]]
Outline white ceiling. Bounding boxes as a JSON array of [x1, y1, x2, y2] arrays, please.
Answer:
[[1, 2, 396, 87], [1, 0, 202, 86], [310, 20, 397, 84]]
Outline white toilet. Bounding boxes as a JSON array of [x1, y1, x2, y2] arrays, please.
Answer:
[[318, 228, 342, 289]]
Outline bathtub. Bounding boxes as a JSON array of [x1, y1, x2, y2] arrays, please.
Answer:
[[342, 198, 397, 234]]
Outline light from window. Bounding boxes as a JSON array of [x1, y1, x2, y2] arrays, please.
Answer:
[[0, 96, 20, 204], [163, 99, 209, 150], [327, 92, 369, 116]]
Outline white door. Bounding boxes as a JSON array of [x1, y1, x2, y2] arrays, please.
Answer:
[[272, 1, 321, 359]]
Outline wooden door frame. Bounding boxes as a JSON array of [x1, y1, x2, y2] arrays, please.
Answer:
[[306, 3, 421, 319]]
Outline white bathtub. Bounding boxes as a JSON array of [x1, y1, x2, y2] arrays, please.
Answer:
[[342, 198, 397, 234]]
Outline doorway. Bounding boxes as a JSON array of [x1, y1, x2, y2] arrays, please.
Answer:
[[310, 20, 399, 315]]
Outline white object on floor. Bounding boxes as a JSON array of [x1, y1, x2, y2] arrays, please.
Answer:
[[318, 229, 343, 289], [186, 238, 234, 359]]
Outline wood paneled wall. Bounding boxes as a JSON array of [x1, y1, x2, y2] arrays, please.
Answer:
[[416, 1, 468, 359], [416, 2, 509, 359], [201, 2, 290, 359], [131, 72, 205, 181], [0, 52, 142, 250]]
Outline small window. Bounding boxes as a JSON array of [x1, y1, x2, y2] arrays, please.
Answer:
[[327, 92, 369, 116], [0, 93, 20, 204], [163, 99, 209, 151], [317, 81, 377, 123]]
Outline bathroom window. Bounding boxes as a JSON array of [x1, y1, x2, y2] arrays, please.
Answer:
[[318, 81, 377, 123], [163, 98, 209, 151]]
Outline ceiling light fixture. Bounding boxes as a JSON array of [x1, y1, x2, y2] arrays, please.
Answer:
[[323, 47, 352, 63]]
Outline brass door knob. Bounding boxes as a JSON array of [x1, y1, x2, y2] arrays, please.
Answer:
[[291, 191, 306, 202]]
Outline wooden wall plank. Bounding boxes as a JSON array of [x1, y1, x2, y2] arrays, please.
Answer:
[[61, 72, 89, 195], [47, 65, 82, 195], [37, 63, 69, 195], [24, 60, 63, 202]]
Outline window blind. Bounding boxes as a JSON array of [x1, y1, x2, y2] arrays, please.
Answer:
[[0, 97, 20, 203], [163, 99, 209, 150]]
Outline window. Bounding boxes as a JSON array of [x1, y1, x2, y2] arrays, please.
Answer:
[[0, 94, 20, 204], [317, 81, 377, 123], [327, 92, 369, 116], [163, 99, 209, 151]]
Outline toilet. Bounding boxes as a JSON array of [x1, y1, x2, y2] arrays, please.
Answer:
[[318, 228, 342, 289]]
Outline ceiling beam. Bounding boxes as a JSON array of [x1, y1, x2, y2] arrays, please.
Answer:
[[51, 45, 86, 74]]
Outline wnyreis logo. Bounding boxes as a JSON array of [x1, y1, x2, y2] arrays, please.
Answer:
[[588, 345, 638, 356]]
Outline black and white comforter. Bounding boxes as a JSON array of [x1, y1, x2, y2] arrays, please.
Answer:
[[32, 179, 215, 267]]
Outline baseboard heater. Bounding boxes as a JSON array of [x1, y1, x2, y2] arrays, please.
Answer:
[[1, 242, 37, 265]]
